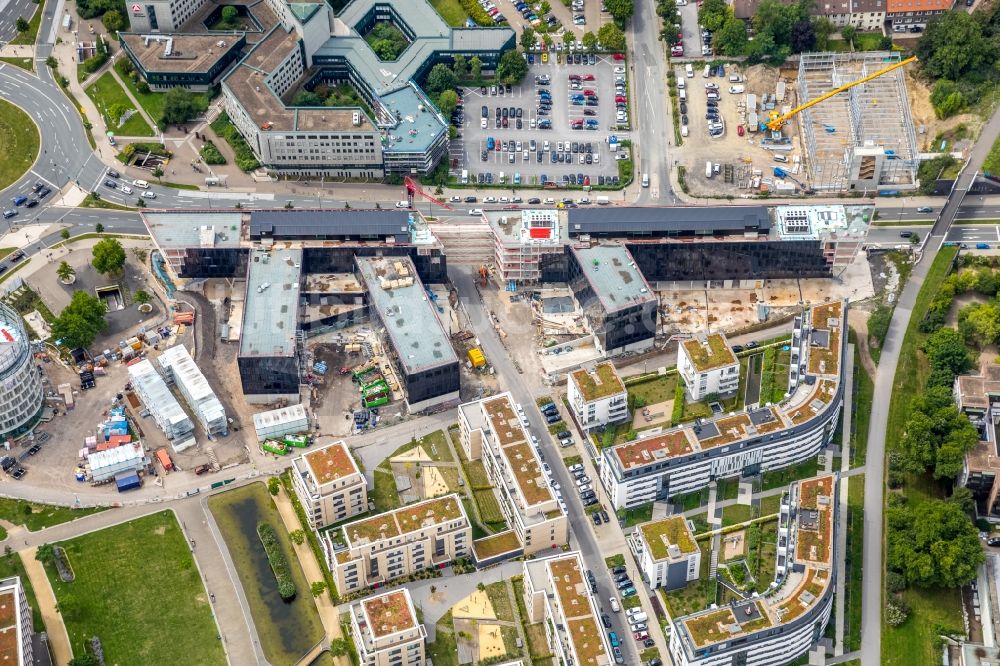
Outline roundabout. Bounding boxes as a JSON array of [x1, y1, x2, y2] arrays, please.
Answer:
[[0, 98, 40, 192]]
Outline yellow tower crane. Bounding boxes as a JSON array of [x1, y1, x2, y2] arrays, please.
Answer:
[[765, 55, 917, 133]]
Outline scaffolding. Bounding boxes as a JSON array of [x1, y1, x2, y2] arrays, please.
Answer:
[[798, 52, 918, 192]]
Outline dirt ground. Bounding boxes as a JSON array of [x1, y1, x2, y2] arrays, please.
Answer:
[[905, 71, 983, 152], [633, 400, 672, 428], [675, 63, 805, 197], [723, 530, 746, 561]]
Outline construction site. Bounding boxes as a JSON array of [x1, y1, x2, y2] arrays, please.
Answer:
[[678, 52, 920, 197]]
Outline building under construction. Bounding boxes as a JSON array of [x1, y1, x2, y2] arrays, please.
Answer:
[[797, 52, 918, 193]]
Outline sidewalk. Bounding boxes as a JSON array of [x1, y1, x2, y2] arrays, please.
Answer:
[[20, 547, 74, 666]]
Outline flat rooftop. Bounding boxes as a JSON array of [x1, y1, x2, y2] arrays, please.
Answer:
[[356, 256, 457, 375], [571, 362, 625, 402], [343, 493, 465, 546], [141, 211, 244, 250], [795, 475, 835, 567], [121, 33, 243, 74], [570, 245, 655, 313], [303, 440, 360, 486], [808, 301, 843, 377], [480, 394, 552, 508], [957, 364, 1000, 411], [567, 206, 771, 236], [250, 209, 410, 242], [361, 589, 417, 639], [638, 516, 698, 561], [0, 587, 19, 666], [682, 333, 737, 373], [239, 248, 301, 358]]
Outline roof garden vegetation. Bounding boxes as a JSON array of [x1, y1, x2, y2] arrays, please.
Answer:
[[472, 530, 522, 559], [683, 334, 737, 372], [573, 362, 625, 401], [685, 607, 738, 647], [365, 591, 415, 637], [365, 21, 410, 61], [640, 516, 697, 559]]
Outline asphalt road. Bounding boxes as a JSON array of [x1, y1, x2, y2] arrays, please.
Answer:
[[859, 106, 1000, 666], [0, 0, 36, 44], [630, 0, 674, 204]]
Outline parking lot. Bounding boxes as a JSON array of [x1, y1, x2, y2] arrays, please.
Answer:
[[454, 56, 630, 189]]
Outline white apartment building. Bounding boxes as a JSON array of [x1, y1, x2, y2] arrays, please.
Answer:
[[327, 494, 471, 594], [522, 552, 612, 666], [0, 576, 34, 666], [349, 588, 426, 666], [669, 475, 837, 666], [678, 333, 740, 401], [290, 440, 367, 529], [567, 362, 628, 431], [629, 516, 700, 590], [601, 302, 847, 510], [458, 392, 567, 555]]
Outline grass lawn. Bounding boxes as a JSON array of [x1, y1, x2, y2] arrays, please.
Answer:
[[0, 248, 15, 260], [852, 32, 886, 50], [846, 474, 864, 652], [604, 553, 625, 569], [117, 73, 211, 129], [884, 586, 963, 665], [850, 335, 874, 468], [761, 457, 819, 491], [9, 2, 42, 46], [0, 98, 39, 191], [0, 57, 32, 71], [486, 581, 515, 621], [0, 553, 43, 631], [953, 218, 1000, 225], [0, 498, 104, 531], [44, 511, 225, 665], [473, 489, 506, 527], [721, 503, 755, 527], [617, 502, 653, 527], [372, 466, 401, 513], [427, 611, 458, 666], [85, 72, 155, 137], [626, 373, 678, 407], [430, 0, 470, 26]]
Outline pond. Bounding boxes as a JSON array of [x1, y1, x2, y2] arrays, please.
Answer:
[[209, 483, 325, 665]]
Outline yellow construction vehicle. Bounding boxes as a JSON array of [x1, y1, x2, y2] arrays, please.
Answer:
[[765, 56, 917, 133]]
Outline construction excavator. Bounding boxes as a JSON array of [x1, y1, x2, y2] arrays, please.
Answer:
[[764, 55, 918, 133]]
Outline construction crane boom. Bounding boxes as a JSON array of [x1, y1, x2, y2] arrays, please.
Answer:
[[766, 55, 917, 132], [404, 176, 454, 211]]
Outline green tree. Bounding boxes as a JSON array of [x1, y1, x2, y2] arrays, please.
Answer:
[[452, 54, 467, 78], [790, 20, 815, 52], [958, 301, 1000, 347], [469, 55, 482, 80], [923, 326, 972, 378], [107, 103, 129, 125], [437, 89, 459, 118], [152, 166, 164, 181], [102, 9, 125, 32], [51, 291, 108, 349], [56, 261, 75, 282], [15, 16, 28, 33], [597, 23, 627, 52], [915, 11, 990, 81], [563, 30, 575, 46], [292, 90, 324, 106], [267, 477, 280, 496], [310, 581, 327, 597], [715, 15, 748, 56], [521, 26, 536, 51], [496, 49, 528, 84], [811, 16, 835, 50], [540, 0, 551, 13], [60, 228, 70, 241], [605, 0, 634, 27], [133, 289, 150, 305], [91, 237, 126, 275], [887, 499, 983, 588], [289, 529, 305, 545], [930, 80, 964, 119], [424, 63, 458, 95], [582, 31, 598, 51], [839, 24, 856, 48], [698, 0, 729, 32], [69, 656, 99, 666], [220, 5, 238, 27], [160, 87, 203, 126], [95, 223, 104, 233]]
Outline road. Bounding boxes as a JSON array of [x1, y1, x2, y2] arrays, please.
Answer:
[[450, 266, 648, 666], [859, 105, 1000, 665], [630, 0, 674, 204], [0, 0, 36, 44]]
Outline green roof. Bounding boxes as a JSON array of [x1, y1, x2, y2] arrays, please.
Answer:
[[682, 334, 737, 373], [571, 362, 625, 401], [639, 516, 698, 560]]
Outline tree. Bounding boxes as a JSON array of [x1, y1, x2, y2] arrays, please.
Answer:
[[562, 30, 575, 46], [69, 656, 99, 666], [152, 166, 164, 181], [605, 0, 634, 27], [425, 63, 458, 96], [790, 20, 815, 53], [437, 90, 459, 118], [57, 261, 75, 282], [160, 87, 202, 126], [51, 291, 108, 349], [540, 0, 551, 14], [91, 238, 126, 276], [839, 24, 856, 48], [582, 31, 598, 51], [95, 223, 104, 233], [60, 228, 71, 241], [102, 9, 125, 32], [452, 54, 467, 78], [715, 15, 748, 56], [15, 16, 28, 33], [930, 80, 964, 119], [521, 26, 536, 51], [292, 90, 324, 106], [133, 289, 150, 305], [310, 581, 327, 597], [698, 0, 729, 33], [887, 498, 983, 588], [289, 529, 305, 545], [597, 23, 627, 52], [916, 11, 990, 81], [923, 326, 972, 378], [958, 301, 1000, 347], [107, 103, 129, 125], [496, 49, 528, 84], [469, 55, 482, 80], [221, 5, 238, 27], [267, 477, 280, 496], [811, 17, 835, 50]]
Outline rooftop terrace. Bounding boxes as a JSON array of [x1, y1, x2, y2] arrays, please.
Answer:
[[795, 475, 835, 567], [239, 248, 301, 358], [571, 362, 625, 402], [638, 516, 698, 561], [571, 245, 655, 313], [807, 301, 843, 376], [304, 440, 360, 486], [681, 600, 772, 649], [357, 256, 457, 375], [682, 333, 737, 373], [344, 494, 465, 546]]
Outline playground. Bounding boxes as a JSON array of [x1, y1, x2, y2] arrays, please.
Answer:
[[386, 440, 461, 505], [451, 589, 515, 664]]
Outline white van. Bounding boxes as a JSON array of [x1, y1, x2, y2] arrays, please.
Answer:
[[773, 154, 788, 163], [681, 125, 689, 137], [133, 179, 149, 189], [705, 161, 713, 178], [596, 195, 610, 205], [729, 74, 742, 83], [702, 65, 711, 78], [677, 77, 686, 90], [685, 63, 693, 78], [679, 89, 686, 102], [461, 169, 469, 184], [641, 173, 650, 188], [729, 85, 745, 94]]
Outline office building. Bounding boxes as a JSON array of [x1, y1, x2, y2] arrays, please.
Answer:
[[291, 440, 367, 529], [327, 494, 471, 594], [349, 588, 426, 666], [458, 393, 567, 554], [522, 552, 612, 666], [356, 256, 460, 412], [0, 576, 33, 666], [669, 475, 837, 666], [629, 516, 701, 590], [127, 358, 196, 451], [0, 302, 44, 440], [567, 362, 628, 431], [600, 301, 847, 509], [678, 333, 740, 401]]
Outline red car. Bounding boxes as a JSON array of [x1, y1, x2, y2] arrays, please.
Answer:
[[583, 89, 596, 96], [612, 53, 625, 61], [581, 73, 595, 80], [615, 95, 626, 103], [571, 120, 584, 128], [671, 46, 683, 56], [737, 125, 745, 136], [569, 74, 582, 81]]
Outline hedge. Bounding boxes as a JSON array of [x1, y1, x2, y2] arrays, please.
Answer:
[[199, 141, 227, 165], [210, 111, 260, 172], [459, 0, 495, 26], [257, 521, 296, 600]]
